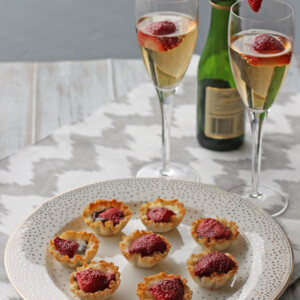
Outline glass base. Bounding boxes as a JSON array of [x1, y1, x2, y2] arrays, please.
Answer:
[[136, 162, 199, 182], [229, 184, 288, 217]]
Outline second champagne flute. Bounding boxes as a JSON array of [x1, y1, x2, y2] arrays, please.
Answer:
[[135, 0, 199, 181], [228, 0, 294, 216]]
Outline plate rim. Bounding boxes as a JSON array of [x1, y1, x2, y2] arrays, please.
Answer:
[[4, 177, 295, 300]]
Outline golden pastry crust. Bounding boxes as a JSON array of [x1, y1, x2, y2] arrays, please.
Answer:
[[82, 199, 132, 236], [136, 272, 193, 299], [139, 198, 186, 232], [186, 250, 238, 289], [48, 230, 99, 268], [69, 260, 121, 300], [119, 230, 171, 268], [191, 218, 239, 251]]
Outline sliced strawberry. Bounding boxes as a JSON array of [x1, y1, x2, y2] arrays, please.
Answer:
[[196, 218, 232, 240], [194, 252, 236, 277], [137, 31, 165, 52], [97, 207, 125, 225], [76, 269, 115, 293], [137, 31, 181, 52], [53, 237, 79, 258], [248, 0, 263, 12], [149, 278, 184, 300], [242, 53, 291, 66], [251, 34, 285, 54], [146, 207, 175, 223], [145, 21, 177, 36], [128, 233, 167, 256], [137, 21, 182, 52]]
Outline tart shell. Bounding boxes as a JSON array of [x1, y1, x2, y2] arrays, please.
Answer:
[[191, 217, 239, 251], [139, 198, 186, 232], [137, 272, 193, 299], [82, 199, 132, 236], [48, 230, 99, 268], [186, 250, 238, 289], [119, 230, 171, 268], [69, 260, 121, 300]]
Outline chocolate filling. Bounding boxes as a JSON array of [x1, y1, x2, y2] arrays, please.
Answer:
[[92, 206, 124, 225], [92, 209, 107, 222], [92, 206, 115, 222], [76, 241, 88, 255]]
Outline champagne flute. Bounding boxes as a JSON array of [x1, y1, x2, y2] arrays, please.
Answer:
[[228, 0, 294, 216], [135, 0, 199, 181]]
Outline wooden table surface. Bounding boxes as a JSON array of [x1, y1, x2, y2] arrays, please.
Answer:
[[1, 54, 300, 161], [0, 58, 149, 160]]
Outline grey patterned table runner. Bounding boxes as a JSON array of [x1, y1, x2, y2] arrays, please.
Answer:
[[1, 56, 300, 299]]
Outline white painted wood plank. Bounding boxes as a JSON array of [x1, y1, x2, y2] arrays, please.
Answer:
[[35, 59, 115, 141], [112, 59, 149, 98], [0, 63, 36, 159]]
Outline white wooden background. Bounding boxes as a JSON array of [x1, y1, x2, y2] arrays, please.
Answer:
[[0, 59, 149, 160]]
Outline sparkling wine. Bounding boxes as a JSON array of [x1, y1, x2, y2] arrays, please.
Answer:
[[229, 30, 292, 112], [136, 12, 197, 90]]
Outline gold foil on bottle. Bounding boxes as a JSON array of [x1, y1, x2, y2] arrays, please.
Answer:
[[210, 1, 232, 11]]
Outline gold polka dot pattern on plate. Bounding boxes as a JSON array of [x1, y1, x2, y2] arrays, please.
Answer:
[[5, 178, 293, 299]]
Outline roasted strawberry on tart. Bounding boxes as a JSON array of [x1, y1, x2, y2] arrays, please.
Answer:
[[48, 230, 99, 268], [120, 230, 171, 268], [191, 217, 239, 251], [140, 198, 185, 232], [70, 260, 120, 299], [187, 250, 238, 289], [83, 199, 132, 236], [137, 272, 192, 300]]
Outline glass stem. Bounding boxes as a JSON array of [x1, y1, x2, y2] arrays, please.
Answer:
[[156, 88, 175, 176], [248, 110, 266, 198]]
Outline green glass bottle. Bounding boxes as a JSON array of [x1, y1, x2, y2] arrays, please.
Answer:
[[197, 0, 245, 151]]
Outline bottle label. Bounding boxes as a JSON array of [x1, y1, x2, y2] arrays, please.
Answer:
[[204, 87, 244, 139]]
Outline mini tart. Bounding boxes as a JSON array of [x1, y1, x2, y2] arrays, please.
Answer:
[[191, 217, 239, 251], [70, 260, 121, 300], [120, 230, 171, 268], [137, 272, 193, 300], [139, 198, 186, 232], [48, 230, 99, 268], [83, 199, 132, 236], [186, 250, 238, 289]]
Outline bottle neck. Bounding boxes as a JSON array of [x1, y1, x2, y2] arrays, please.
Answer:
[[208, 0, 235, 44], [197, 0, 237, 85]]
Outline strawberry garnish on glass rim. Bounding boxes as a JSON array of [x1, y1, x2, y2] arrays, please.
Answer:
[[137, 21, 182, 52], [248, 0, 263, 12]]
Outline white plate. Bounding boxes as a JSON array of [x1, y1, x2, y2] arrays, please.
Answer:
[[5, 178, 293, 300]]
